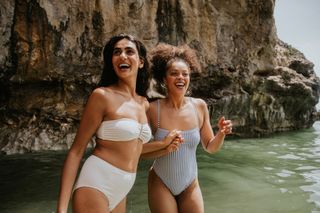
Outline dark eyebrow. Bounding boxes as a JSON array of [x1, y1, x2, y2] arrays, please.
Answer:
[[113, 46, 136, 51]]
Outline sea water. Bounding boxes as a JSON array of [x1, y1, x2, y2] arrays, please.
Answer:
[[1, 122, 320, 213]]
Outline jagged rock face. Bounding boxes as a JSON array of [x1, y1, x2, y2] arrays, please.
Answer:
[[0, 0, 319, 154]]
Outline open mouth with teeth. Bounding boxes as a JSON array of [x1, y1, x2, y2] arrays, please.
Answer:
[[175, 82, 185, 88], [119, 63, 130, 70]]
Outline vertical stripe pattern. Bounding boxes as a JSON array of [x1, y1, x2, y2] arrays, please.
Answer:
[[153, 128, 200, 195], [153, 98, 201, 195]]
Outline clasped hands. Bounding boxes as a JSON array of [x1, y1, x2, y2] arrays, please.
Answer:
[[163, 129, 184, 153], [162, 116, 233, 152]]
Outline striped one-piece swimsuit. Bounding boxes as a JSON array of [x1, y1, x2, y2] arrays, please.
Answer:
[[152, 99, 201, 196]]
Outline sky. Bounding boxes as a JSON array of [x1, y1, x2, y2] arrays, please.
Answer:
[[274, 0, 320, 76]]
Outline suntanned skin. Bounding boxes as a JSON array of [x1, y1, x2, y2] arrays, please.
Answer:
[[143, 60, 232, 213], [57, 39, 180, 213]]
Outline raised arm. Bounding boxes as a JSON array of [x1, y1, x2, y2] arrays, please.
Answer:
[[57, 88, 106, 213], [198, 99, 232, 154]]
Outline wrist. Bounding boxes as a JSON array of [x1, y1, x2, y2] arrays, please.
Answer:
[[57, 209, 66, 213], [162, 137, 170, 147], [217, 129, 226, 136], [57, 203, 67, 213]]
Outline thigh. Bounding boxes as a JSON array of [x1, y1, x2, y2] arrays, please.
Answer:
[[177, 179, 204, 213], [148, 169, 178, 213], [73, 187, 109, 213], [111, 197, 126, 213]]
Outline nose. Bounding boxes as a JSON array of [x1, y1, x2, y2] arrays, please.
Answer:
[[177, 73, 184, 79], [120, 51, 127, 59]]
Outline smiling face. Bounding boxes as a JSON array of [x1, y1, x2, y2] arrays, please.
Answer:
[[112, 38, 144, 79], [164, 59, 190, 96]]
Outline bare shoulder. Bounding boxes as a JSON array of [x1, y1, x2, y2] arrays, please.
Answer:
[[147, 98, 161, 125], [139, 96, 150, 111], [190, 97, 207, 109], [190, 97, 209, 126], [87, 87, 117, 108], [147, 98, 161, 116], [90, 87, 109, 100], [149, 98, 161, 111]]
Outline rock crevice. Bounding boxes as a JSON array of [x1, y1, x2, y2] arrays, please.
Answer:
[[0, 0, 319, 154]]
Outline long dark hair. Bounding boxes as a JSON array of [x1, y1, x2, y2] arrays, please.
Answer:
[[98, 33, 150, 97]]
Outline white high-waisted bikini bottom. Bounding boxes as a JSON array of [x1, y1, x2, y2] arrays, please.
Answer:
[[73, 155, 136, 211]]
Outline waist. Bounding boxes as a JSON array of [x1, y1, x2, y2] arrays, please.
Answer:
[[153, 150, 198, 176], [96, 119, 152, 143], [93, 140, 142, 172]]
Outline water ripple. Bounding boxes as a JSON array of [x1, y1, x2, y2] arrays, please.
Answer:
[[278, 154, 306, 160], [276, 169, 296, 178]]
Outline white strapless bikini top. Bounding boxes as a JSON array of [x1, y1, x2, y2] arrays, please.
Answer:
[[96, 118, 152, 143]]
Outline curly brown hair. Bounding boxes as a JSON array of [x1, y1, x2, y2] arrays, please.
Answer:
[[150, 43, 201, 85]]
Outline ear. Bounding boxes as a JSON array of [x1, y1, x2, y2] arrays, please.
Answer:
[[163, 78, 167, 86], [139, 58, 144, 69]]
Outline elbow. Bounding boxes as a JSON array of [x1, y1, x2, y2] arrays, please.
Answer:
[[140, 153, 147, 159], [205, 146, 221, 154], [140, 154, 154, 160], [205, 149, 217, 154], [141, 146, 152, 155], [67, 146, 87, 160], [204, 138, 224, 154]]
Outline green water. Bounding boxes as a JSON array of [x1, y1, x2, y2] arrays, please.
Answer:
[[1, 123, 320, 213]]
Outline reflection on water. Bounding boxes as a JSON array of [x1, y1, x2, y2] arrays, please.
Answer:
[[196, 122, 320, 213], [1, 122, 320, 213], [300, 122, 320, 209]]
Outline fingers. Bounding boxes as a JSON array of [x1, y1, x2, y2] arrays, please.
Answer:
[[167, 141, 180, 152], [218, 117, 233, 135], [178, 137, 184, 144], [172, 137, 184, 144], [169, 130, 184, 142], [163, 129, 181, 145], [168, 129, 182, 139], [170, 138, 182, 148], [218, 116, 225, 126], [166, 137, 184, 152], [223, 124, 232, 135]]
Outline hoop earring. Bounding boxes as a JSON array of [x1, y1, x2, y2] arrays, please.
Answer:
[[186, 88, 192, 96], [160, 83, 168, 95]]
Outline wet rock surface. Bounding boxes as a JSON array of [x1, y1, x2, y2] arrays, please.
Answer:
[[0, 0, 319, 154]]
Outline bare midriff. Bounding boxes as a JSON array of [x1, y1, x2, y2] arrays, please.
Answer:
[[92, 139, 143, 173]]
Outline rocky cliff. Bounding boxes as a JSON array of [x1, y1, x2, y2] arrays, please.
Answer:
[[0, 0, 319, 154]]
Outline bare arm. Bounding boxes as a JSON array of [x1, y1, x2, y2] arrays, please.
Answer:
[[141, 138, 182, 159], [198, 99, 232, 154], [141, 148, 170, 159], [141, 99, 183, 157], [141, 129, 182, 154], [57, 89, 106, 213]]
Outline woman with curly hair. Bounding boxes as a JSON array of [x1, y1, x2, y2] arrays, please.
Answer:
[[142, 43, 233, 213]]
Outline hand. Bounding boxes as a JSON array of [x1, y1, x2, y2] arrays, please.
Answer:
[[163, 129, 182, 146], [166, 137, 184, 153], [218, 116, 232, 135]]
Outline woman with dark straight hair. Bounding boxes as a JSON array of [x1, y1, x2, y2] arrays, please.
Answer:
[[57, 34, 180, 213]]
